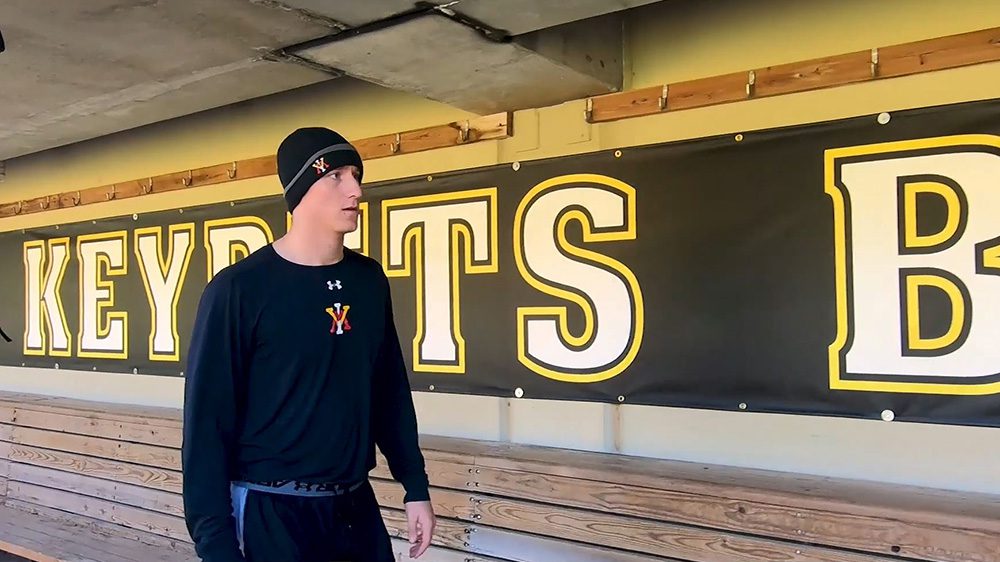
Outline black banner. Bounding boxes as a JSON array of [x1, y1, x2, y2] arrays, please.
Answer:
[[2, 98, 999, 426]]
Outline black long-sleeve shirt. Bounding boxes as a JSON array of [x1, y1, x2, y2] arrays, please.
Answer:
[[181, 245, 429, 562]]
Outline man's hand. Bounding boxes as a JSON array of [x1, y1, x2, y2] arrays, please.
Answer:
[[404, 500, 435, 558]]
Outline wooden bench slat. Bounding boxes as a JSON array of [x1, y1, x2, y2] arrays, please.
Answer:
[[9, 409, 180, 449], [0, 393, 181, 429], [371, 479, 476, 521], [2, 500, 196, 562], [474, 465, 999, 562], [7, 464, 183, 519], [447, 435, 1000, 531], [0, 444, 10, 498], [5, 426, 179, 471], [0, 501, 167, 562], [6, 482, 188, 543], [3, 391, 998, 562], [470, 525, 678, 562], [388, 507, 676, 562], [389, 538, 509, 562], [373, 453, 476, 490], [382, 508, 471, 552], [473, 494, 904, 562], [6, 444, 181, 495]]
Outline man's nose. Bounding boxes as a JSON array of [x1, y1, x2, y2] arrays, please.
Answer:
[[345, 176, 362, 198]]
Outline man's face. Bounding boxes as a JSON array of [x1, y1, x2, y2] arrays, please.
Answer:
[[295, 165, 362, 234]]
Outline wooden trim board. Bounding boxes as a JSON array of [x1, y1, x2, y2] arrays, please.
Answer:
[[587, 26, 1000, 122], [0, 112, 511, 219]]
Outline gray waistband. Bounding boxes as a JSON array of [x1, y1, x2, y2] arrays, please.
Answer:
[[232, 479, 364, 497]]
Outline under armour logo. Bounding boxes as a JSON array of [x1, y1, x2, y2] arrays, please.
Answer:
[[327, 280, 342, 290], [312, 157, 329, 175]]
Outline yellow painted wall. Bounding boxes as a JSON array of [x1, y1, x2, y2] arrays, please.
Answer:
[[1, 0, 999, 493], [3, 0, 1000, 234]]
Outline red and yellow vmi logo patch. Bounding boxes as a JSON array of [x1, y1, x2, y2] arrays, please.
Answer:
[[325, 303, 351, 335]]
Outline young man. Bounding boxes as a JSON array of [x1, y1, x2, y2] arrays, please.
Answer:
[[182, 127, 435, 562]]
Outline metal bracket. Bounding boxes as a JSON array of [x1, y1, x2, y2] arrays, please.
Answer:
[[746, 70, 756, 98], [72, 191, 81, 206], [260, 49, 345, 78], [658, 85, 669, 111], [870, 48, 880, 78], [419, 1, 510, 43], [458, 121, 471, 143], [142, 178, 154, 194], [106, 184, 117, 201], [391, 133, 401, 154], [585, 98, 594, 122], [227, 162, 237, 179], [182, 171, 192, 187]]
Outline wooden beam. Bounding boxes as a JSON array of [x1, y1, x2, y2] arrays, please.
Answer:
[[879, 27, 1000, 78], [0, 112, 512, 220], [587, 26, 1000, 123], [753, 50, 875, 98], [667, 71, 748, 111]]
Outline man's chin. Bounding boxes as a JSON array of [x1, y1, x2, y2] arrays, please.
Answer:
[[332, 221, 359, 235]]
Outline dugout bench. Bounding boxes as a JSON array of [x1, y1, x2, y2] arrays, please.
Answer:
[[0, 391, 998, 562]]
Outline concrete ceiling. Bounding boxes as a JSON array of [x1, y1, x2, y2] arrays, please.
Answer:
[[0, 0, 665, 162]]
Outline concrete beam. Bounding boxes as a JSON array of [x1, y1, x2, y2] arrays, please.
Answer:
[[279, 0, 664, 35], [456, 0, 662, 35], [0, 60, 329, 161], [0, 0, 336, 160], [296, 12, 625, 114], [271, 0, 416, 27]]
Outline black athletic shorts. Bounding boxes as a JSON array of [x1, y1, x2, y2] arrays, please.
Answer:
[[231, 480, 394, 562]]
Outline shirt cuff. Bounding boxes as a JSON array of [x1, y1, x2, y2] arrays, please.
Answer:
[[400, 474, 431, 503]]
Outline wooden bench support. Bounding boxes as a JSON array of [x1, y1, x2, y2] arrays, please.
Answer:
[[0, 501, 195, 562], [1, 391, 998, 562]]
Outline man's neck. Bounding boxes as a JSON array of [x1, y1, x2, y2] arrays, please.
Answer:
[[274, 223, 346, 266]]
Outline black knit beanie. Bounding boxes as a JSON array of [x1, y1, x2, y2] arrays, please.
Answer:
[[276, 127, 364, 213]]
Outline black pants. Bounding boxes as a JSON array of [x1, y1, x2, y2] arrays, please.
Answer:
[[236, 481, 394, 562]]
